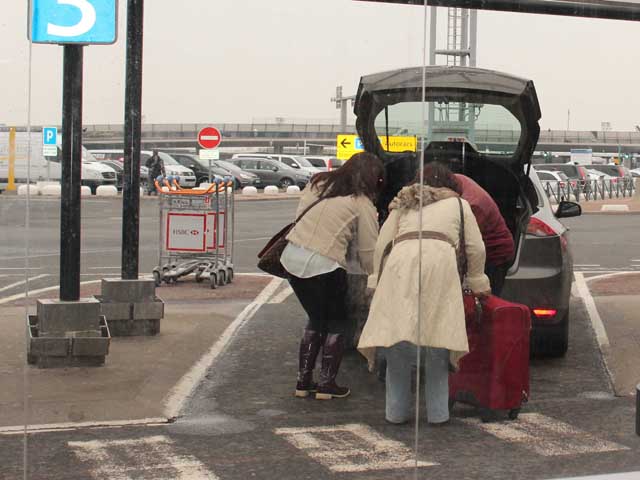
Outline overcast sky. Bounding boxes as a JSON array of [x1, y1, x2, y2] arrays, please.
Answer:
[[2, 0, 639, 130]]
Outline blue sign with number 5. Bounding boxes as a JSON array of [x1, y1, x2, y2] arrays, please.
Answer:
[[30, 0, 118, 45]]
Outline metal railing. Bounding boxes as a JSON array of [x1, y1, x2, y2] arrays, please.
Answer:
[[543, 178, 636, 203]]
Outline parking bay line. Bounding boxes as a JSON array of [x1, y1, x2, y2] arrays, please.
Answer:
[[0, 274, 49, 293], [275, 423, 437, 473], [68, 435, 219, 480], [463, 413, 629, 457]]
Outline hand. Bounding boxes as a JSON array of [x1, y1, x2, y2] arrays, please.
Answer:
[[474, 290, 491, 299]]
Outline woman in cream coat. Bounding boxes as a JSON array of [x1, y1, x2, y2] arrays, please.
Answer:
[[358, 162, 491, 425]]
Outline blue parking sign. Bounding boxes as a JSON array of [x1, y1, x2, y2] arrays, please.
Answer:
[[29, 0, 118, 45], [43, 127, 58, 145]]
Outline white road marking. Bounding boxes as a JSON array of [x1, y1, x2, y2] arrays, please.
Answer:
[[0, 274, 48, 293], [585, 271, 639, 283], [275, 424, 437, 473], [163, 276, 283, 419], [631, 259, 640, 262], [547, 472, 640, 480], [0, 418, 166, 436], [87, 266, 121, 269], [575, 264, 601, 267], [68, 435, 219, 479], [0, 267, 44, 270], [465, 413, 629, 457], [574, 272, 610, 348], [234, 236, 274, 243], [268, 285, 293, 304]]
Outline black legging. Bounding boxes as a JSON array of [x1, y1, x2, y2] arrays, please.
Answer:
[[288, 268, 348, 335]]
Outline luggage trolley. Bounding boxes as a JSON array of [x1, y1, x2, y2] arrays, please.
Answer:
[[152, 176, 235, 289]]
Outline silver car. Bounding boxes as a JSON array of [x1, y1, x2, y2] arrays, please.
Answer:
[[353, 65, 581, 357]]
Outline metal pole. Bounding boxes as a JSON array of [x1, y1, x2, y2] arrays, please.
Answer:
[[208, 157, 212, 184], [636, 383, 640, 436], [60, 45, 83, 301], [122, 0, 144, 280], [340, 101, 347, 133], [469, 9, 477, 67]]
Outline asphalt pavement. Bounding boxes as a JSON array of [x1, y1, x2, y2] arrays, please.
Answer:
[[1, 195, 640, 479]]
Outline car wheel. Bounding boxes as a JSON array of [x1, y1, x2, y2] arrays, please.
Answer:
[[533, 311, 569, 358], [279, 178, 294, 189]]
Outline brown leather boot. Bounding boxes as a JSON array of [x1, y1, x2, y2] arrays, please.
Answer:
[[315, 333, 350, 400], [294, 329, 324, 398]]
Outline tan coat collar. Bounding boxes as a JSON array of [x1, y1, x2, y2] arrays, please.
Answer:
[[389, 184, 459, 211]]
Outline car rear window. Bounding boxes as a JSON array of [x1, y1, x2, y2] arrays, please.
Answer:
[[306, 158, 326, 168]]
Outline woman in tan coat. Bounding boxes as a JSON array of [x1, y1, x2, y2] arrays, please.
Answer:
[[358, 162, 491, 425], [282, 152, 385, 400]]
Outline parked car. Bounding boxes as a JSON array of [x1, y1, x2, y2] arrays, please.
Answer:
[[536, 169, 574, 192], [139, 151, 196, 187], [304, 156, 344, 172], [46, 144, 118, 194], [212, 160, 262, 189], [170, 153, 233, 185], [97, 160, 124, 190], [232, 153, 322, 176], [630, 168, 640, 178], [533, 163, 589, 190], [89, 149, 150, 187], [585, 164, 633, 188], [353, 65, 581, 356], [230, 157, 310, 188]]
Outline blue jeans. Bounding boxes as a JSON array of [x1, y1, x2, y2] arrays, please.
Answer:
[[384, 342, 450, 424]]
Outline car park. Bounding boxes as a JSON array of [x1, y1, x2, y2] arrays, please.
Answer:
[[89, 149, 150, 187], [353, 65, 581, 356], [212, 160, 262, 189], [533, 163, 589, 190], [535, 169, 574, 191], [232, 153, 322, 176], [585, 163, 634, 188], [169, 153, 232, 185], [303, 156, 344, 172], [139, 150, 196, 187], [97, 160, 124, 190], [230, 157, 310, 188]]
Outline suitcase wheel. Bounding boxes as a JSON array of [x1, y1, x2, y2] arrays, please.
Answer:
[[480, 408, 498, 423], [508, 408, 520, 420]]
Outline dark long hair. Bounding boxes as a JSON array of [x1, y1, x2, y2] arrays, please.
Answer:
[[413, 162, 461, 195], [310, 152, 385, 201]]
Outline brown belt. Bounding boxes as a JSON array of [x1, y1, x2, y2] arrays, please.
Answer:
[[378, 230, 456, 283]]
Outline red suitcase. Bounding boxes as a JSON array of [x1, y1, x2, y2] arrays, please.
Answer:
[[449, 294, 531, 421]]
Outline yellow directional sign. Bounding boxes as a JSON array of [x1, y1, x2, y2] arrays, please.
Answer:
[[336, 134, 417, 160]]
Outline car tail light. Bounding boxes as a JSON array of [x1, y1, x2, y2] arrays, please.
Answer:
[[559, 181, 565, 188], [328, 159, 333, 171], [527, 217, 567, 251], [533, 308, 557, 318], [578, 167, 587, 180]]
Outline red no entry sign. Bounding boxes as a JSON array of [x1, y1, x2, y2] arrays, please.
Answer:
[[198, 126, 222, 149]]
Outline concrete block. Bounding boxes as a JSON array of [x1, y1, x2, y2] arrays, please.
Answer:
[[37, 298, 102, 334], [133, 300, 164, 320], [30, 337, 71, 357], [27, 315, 110, 368], [107, 318, 160, 336], [80, 186, 92, 196], [286, 186, 301, 194], [96, 185, 118, 196], [242, 186, 258, 195], [99, 301, 131, 321], [72, 336, 110, 356], [17, 184, 39, 196], [199, 182, 212, 189], [100, 278, 156, 302], [264, 185, 279, 195], [41, 184, 61, 196]]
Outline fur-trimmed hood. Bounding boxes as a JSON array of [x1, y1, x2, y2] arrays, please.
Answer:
[[389, 184, 459, 211]]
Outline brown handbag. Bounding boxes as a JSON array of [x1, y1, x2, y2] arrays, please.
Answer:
[[257, 197, 325, 278]]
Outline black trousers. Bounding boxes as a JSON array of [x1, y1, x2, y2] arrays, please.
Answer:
[[288, 268, 348, 335], [485, 262, 511, 296]]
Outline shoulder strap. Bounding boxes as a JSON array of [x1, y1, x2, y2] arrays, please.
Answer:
[[457, 197, 468, 278], [293, 196, 325, 225]]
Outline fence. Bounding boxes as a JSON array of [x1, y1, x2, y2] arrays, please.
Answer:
[[543, 178, 636, 203]]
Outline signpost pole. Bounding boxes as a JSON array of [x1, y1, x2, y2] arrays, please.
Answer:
[[60, 44, 83, 301], [121, 0, 144, 280], [7, 128, 16, 191]]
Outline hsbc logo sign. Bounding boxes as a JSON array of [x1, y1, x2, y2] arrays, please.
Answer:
[[166, 213, 207, 252]]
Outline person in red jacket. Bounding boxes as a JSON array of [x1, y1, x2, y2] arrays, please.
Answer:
[[453, 173, 515, 295]]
